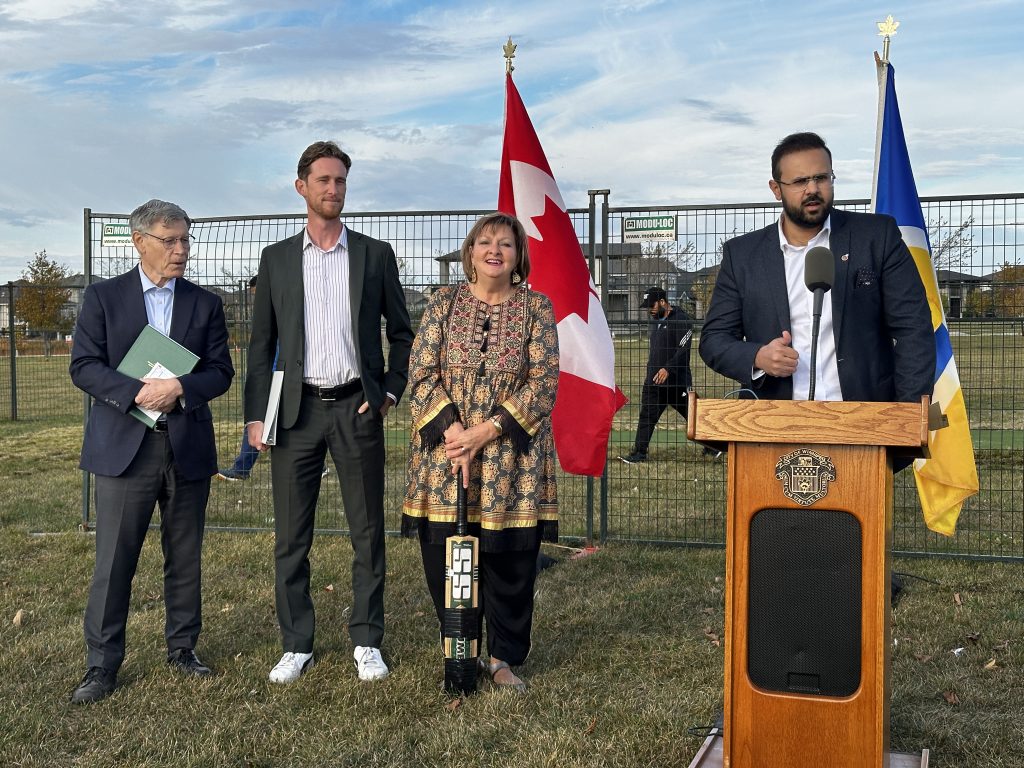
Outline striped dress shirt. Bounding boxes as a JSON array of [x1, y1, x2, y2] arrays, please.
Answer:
[[302, 227, 360, 387]]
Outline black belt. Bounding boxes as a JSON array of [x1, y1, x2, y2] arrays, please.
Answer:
[[302, 379, 362, 401], [151, 420, 168, 433]]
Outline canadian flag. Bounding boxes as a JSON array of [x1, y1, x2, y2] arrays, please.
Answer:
[[498, 73, 627, 476]]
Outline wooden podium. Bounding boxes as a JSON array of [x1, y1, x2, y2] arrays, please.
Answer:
[[687, 395, 931, 768]]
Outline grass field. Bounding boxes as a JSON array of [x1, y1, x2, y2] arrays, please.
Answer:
[[2, 327, 1023, 559], [2, 512, 1023, 766], [0, 339, 1022, 766]]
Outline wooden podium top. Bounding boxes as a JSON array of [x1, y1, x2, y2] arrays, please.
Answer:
[[687, 394, 929, 451]]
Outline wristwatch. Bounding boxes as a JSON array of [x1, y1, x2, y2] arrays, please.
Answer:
[[490, 416, 503, 436]]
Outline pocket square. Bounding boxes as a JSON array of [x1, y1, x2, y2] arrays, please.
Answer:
[[855, 266, 878, 287]]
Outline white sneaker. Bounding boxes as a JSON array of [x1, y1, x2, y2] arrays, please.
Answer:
[[354, 646, 389, 681], [268, 651, 313, 684]]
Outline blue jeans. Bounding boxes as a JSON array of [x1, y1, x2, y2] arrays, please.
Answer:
[[229, 428, 261, 475], [231, 346, 278, 475]]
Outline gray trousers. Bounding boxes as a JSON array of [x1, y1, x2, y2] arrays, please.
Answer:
[[84, 431, 210, 671], [270, 389, 387, 653]]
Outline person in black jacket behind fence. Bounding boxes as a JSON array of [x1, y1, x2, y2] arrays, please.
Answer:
[[618, 286, 693, 464]]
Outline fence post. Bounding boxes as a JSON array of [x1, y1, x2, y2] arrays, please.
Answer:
[[585, 191, 600, 546], [592, 190, 613, 544], [80, 208, 92, 528], [600, 192, 613, 544], [6, 282, 15, 420]]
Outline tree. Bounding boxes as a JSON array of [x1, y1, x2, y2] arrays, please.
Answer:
[[991, 262, 1024, 319], [927, 215, 976, 272], [690, 267, 719, 320], [19, 250, 73, 356], [690, 230, 737, 319], [216, 266, 257, 349], [640, 240, 697, 272]]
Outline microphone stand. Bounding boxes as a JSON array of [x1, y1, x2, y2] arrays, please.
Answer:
[[808, 289, 824, 401]]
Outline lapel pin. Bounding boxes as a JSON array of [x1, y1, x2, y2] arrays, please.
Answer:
[[841, 253, 849, 261]]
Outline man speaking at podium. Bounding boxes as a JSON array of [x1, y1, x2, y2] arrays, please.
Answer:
[[699, 131, 933, 405]]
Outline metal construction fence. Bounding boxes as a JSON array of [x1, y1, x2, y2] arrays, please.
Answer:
[[3, 194, 1021, 559]]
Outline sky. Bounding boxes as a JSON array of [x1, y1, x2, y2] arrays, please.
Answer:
[[1, 0, 1022, 282]]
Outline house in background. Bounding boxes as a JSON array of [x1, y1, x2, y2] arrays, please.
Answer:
[[936, 269, 983, 319]]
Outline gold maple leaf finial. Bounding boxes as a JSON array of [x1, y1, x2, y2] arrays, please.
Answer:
[[877, 15, 899, 38], [876, 15, 899, 63], [504, 36, 516, 74]]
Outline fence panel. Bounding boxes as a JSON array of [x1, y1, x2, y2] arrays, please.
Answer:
[[1, 283, 83, 422], [602, 195, 1023, 559], [6, 195, 1019, 559]]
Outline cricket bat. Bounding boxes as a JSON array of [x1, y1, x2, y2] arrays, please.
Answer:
[[442, 468, 479, 695]]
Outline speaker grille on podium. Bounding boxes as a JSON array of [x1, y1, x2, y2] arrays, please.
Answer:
[[747, 508, 862, 697]]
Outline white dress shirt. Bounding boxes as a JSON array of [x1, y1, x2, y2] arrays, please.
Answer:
[[301, 227, 360, 387], [139, 269, 175, 337], [778, 216, 842, 401]]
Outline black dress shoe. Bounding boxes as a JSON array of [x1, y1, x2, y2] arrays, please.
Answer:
[[167, 648, 213, 676], [70, 667, 117, 704]]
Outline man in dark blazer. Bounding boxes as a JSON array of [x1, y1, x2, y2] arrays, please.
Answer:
[[619, 286, 693, 464], [244, 141, 413, 684], [69, 199, 234, 703], [699, 132, 934, 405]]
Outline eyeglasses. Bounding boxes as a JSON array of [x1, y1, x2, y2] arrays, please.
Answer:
[[776, 172, 836, 191], [141, 232, 196, 249], [477, 314, 491, 376]]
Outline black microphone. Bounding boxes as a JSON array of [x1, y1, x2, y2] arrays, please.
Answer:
[[804, 246, 834, 400]]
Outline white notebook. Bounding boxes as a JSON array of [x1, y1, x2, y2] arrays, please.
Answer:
[[261, 371, 285, 445]]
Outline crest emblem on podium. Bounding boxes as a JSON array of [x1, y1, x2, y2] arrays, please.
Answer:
[[775, 448, 836, 506]]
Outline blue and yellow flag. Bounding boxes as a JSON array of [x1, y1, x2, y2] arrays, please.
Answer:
[[872, 61, 979, 536]]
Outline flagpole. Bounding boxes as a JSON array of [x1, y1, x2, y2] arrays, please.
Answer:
[[870, 16, 899, 209], [869, 16, 980, 533]]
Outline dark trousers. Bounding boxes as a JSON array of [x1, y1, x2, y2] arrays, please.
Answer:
[[84, 431, 210, 671], [632, 382, 688, 455], [271, 390, 387, 652], [419, 537, 540, 666]]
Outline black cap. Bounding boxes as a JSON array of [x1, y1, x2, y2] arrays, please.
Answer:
[[640, 286, 667, 308]]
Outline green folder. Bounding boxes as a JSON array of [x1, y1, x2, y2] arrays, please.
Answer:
[[116, 324, 199, 427]]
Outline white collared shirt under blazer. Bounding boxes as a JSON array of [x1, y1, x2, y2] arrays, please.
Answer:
[[301, 226, 359, 387]]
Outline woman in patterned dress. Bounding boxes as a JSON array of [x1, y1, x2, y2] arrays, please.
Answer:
[[402, 212, 559, 691]]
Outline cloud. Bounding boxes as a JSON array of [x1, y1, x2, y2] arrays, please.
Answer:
[[0, 0, 1022, 282], [1, 0, 103, 23], [679, 97, 757, 127], [0, 206, 49, 228]]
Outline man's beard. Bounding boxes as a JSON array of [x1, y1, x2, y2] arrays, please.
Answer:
[[783, 193, 832, 229], [310, 197, 344, 220]]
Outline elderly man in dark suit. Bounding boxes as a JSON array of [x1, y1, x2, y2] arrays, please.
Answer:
[[69, 199, 234, 704], [244, 141, 413, 684], [699, 132, 934, 404]]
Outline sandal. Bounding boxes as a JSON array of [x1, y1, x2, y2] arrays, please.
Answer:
[[484, 659, 527, 693]]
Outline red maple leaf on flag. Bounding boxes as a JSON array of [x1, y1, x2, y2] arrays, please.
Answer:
[[527, 197, 593, 323]]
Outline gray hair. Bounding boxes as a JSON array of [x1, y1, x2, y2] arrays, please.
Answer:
[[129, 199, 192, 233]]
